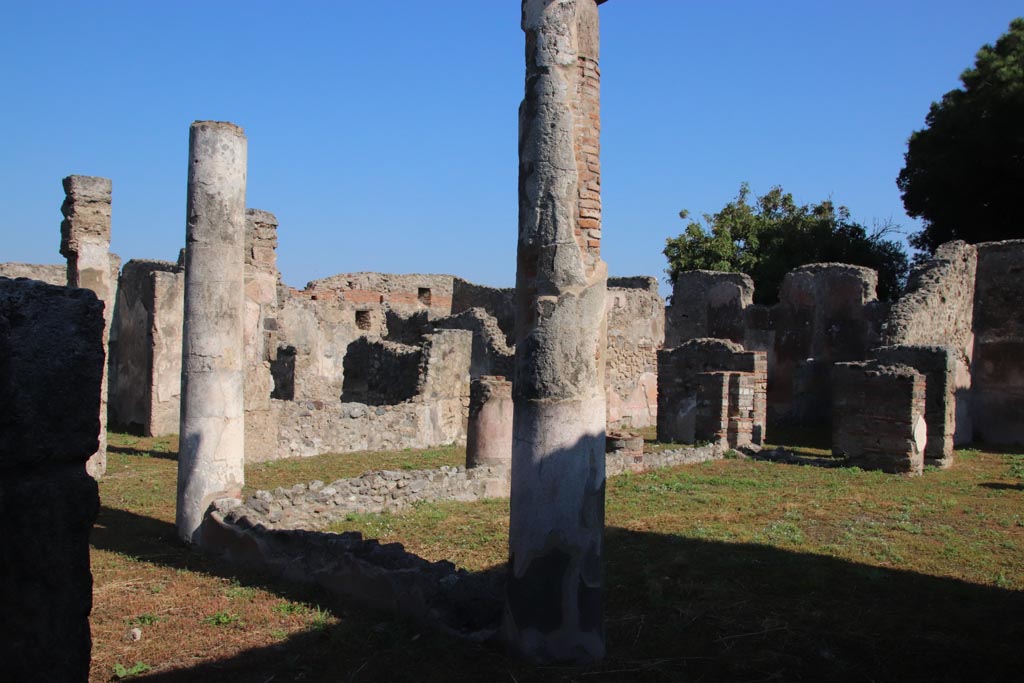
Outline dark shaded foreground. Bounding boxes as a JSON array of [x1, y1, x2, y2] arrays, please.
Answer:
[[92, 503, 1024, 683]]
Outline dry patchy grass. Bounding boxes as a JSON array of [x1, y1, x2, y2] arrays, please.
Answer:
[[91, 432, 1024, 681]]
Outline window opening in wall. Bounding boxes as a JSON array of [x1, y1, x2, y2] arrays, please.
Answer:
[[355, 310, 372, 331], [418, 287, 432, 307]]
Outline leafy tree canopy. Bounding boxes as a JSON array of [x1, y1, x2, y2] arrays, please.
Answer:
[[664, 183, 909, 304], [897, 18, 1024, 253]]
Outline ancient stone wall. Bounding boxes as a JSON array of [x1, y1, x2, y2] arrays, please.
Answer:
[[605, 277, 664, 429], [873, 345, 956, 467], [0, 278, 104, 682], [665, 270, 754, 347], [832, 360, 927, 474], [0, 262, 66, 285], [430, 308, 515, 379], [341, 338, 423, 405], [451, 277, 516, 344], [657, 338, 766, 445], [970, 239, 1024, 445], [109, 259, 184, 436]]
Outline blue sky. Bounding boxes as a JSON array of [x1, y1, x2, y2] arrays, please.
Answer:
[[2, 1, 1020, 296]]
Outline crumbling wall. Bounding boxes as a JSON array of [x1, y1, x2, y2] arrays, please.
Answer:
[[451, 277, 516, 344], [665, 270, 753, 347], [109, 259, 184, 435], [832, 360, 927, 474], [882, 241, 977, 445], [341, 339, 423, 405], [430, 308, 514, 379], [657, 338, 766, 444], [605, 277, 664, 429], [970, 239, 1024, 445], [307, 272, 456, 318], [0, 262, 66, 285], [0, 278, 104, 682]]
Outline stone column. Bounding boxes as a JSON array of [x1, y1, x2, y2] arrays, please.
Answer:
[[466, 376, 513, 469], [60, 174, 117, 479], [503, 0, 607, 664], [176, 121, 247, 544]]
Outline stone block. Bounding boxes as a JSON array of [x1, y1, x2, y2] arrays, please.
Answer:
[[0, 279, 104, 468]]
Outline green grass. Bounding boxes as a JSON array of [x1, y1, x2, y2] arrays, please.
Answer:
[[92, 430, 1024, 681]]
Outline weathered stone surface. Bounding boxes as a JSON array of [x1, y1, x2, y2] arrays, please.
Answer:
[[466, 376, 513, 476], [605, 278, 663, 429], [0, 279, 104, 466], [0, 277, 102, 683], [657, 339, 767, 446], [873, 345, 956, 467], [505, 0, 607, 664], [665, 270, 753, 347], [61, 174, 117, 478], [0, 262, 66, 286], [970, 239, 1024, 446], [832, 360, 926, 474], [695, 371, 756, 449], [109, 259, 184, 436], [178, 121, 247, 544]]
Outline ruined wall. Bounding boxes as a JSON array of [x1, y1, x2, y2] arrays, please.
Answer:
[[307, 272, 456, 318], [665, 270, 753, 347], [0, 263, 66, 286], [451, 277, 516, 344], [970, 239, 1024, 445], [109, 259, 184, 435], [261, 330, 472, 460], [605, 277, 664, 429], [657, 338, 766, 445], [0, 278, 104, 682], [832, 360, 927, 474], [430, 308, 515, 379], [341, 339, 423, 405]]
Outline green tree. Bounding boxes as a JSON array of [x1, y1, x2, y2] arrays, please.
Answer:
[[897, 18, 1024, 253], [664, 183, 909, 304]]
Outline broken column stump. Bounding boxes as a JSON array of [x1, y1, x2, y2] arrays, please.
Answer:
[[503, 0, 608, 664], [0, 278, 104, 682], [177, 121, 248, 544], [832, 360, 927, 474]]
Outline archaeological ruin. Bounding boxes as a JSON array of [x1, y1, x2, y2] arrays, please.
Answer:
[[4, 0, 1024, 677]]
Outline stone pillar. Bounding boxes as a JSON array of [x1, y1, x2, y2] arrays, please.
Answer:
[[504, 0, 607, 664], [0, 278, 105, 682], [177, 121, 247, 544], [832, 360, 927, 474], [60, 174, 117, 478], [466, 376, 513, 469]]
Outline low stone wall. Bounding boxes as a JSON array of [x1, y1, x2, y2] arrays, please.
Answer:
[[0, 262, 66, 285], [240, 442, 724, 530]]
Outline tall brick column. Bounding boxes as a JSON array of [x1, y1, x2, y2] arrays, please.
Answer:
[[177, 121, 247, 544], [503, 0, 608, 664], [60, 174, 117, 479]]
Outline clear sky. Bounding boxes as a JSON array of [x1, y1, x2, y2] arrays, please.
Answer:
[[2, 1, 1020, 296]]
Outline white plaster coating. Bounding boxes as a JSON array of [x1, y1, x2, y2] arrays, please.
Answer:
[[177, 121, 247, 544]]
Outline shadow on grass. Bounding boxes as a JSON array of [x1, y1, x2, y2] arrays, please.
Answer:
[[93, 505, 1024, 683], [979, 482, 1023, 492], [106, 444, 179, 462]]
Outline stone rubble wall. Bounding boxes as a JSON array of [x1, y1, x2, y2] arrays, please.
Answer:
[[236, 442, 723, 532], [605, 278, 664, 429], [970, 239, 1024, 445], [0, 262, 67, 286], [341, 338, 423, 405], [430, 308, 515, 379], [0, 278, 104, 682], [666, 263, 887, 426]]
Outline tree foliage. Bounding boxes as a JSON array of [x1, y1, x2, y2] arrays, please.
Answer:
[[664, 183, 909, 304], [897, 18, 1024, 253]]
